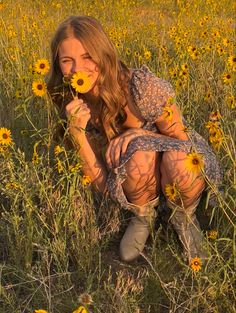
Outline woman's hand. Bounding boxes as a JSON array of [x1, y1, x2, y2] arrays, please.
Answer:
[[105, 128, 149, 169], [65, 97, 91, 136]]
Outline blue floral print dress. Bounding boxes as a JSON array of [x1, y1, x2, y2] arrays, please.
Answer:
[[106, 65, 222, 210]]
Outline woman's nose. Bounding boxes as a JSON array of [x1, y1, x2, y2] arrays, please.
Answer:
[[71, 61, 84, 74]]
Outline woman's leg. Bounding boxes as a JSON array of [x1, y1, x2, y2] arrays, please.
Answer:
[[119, 150, 160, 262], [122, 150, 160, 205], [160, 150, 207, 262]]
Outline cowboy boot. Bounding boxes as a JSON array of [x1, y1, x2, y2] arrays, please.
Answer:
[[169, 202, 208, 263], [119, 198, 158, 262]]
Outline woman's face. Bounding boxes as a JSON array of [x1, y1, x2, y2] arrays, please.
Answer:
[[58, 37, 99, 94]]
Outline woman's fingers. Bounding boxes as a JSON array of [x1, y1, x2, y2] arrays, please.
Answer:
[[105, 134, 134, 168], [66, 99, 88, 118], [65, 98, 91, 131]]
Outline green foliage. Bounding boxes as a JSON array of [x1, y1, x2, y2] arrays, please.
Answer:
[[0, 0, 235, 312]]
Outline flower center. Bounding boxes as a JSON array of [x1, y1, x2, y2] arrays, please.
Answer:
[[37, 84, 43, 90], [192, 158, 199, 165], [77, 79, 84, 86], [226, 75, 231, 79], [2, 133, 8, 139], [40, 63, 45, 69], [194, 261, 199, 266]]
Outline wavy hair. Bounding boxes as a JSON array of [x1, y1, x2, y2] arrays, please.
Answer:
[[47, 15, 131, 141]]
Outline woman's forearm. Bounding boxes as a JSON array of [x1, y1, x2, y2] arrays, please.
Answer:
[[72, 131, 108, 193]]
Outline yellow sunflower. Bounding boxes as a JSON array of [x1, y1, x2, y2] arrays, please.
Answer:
[[205, 121, 221, 134], [190, 257, 202, 271], [179, 69, 189, 80], [209, 110, 222, 121], [204, 91, 212, 102], [32, 151, 39, 165], [56, 159, 63, 174], [226, 95, 235, 109], [34, 59, 50, 75], [165, 183, 178, 202], [228, 56, 236, 67], [209, 131, 223, 150], [125, 48, 131, 56], [144, 50, 152, 60], [32, 80, 47, 97], [72, 306, 88, 313], [15, 89, 22, 98], [175, 79, 186, 91], [54, 145, 64, 156], [222, 73, 233, 84], [70, 71, 91, 94], [6, 181, 20, 190], [163, 106, 173, 122], [185, 152, 204, 173], [207, 229, 218, 239], [34, 310, 48, 313], [0, 127, 12, 146], [69, 163, 82, 173], [0, 145, 8, 155], [81, 175, 91, 186], [222, 38, 230, 46]]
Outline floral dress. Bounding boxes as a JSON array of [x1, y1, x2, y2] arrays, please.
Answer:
[[106, 65, 223, 211]]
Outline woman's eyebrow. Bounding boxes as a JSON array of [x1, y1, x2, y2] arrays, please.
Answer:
[[59, 52, 90, 59], [59, 55, 72, 59]]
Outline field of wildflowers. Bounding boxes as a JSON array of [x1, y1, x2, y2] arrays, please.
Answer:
[[0, 0, 235, 312]]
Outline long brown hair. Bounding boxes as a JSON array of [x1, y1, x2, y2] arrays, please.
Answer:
[[47, 15, 131, 141]]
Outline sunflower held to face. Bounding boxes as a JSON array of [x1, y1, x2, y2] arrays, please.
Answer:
[[32, 80, 47, 97], [34, 59, 50, 75], [185, 152, 204, 173], [0, 127, 12, 146], [71, 71, 92, 94]]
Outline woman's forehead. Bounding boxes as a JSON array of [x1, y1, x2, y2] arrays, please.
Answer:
[[58, 37, 87, 56]]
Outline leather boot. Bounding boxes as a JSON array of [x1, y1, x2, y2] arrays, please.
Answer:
[[170, 208, 208, 263], [119, 212, 156, 262]]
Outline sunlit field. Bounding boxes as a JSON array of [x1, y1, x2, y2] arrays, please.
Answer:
[[0, 0, 235, 312]]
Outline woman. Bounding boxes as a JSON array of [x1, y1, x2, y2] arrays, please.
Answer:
[[47, 15, 222, 263]]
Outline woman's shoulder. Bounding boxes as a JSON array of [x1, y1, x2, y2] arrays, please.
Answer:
[[129, 65, 175, 122], [130, 65, 174, 93]]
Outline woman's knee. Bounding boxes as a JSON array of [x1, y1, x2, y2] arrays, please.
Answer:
[[122, 151, 160, 204], [160, 151, 205, 205], [125, 150, 159, 182]]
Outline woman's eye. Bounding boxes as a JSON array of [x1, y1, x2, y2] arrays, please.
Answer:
[[62, 60, 71, 63]]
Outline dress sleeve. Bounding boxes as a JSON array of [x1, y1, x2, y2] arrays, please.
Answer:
[[129, 65, 176, 122]]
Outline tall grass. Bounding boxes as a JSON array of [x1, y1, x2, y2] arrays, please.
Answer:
[[0, 0, 235, 312]]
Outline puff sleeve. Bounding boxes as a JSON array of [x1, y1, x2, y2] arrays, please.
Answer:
[[129, 65, 176, 122]]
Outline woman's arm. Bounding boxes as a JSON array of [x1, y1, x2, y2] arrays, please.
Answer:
[[66, 98, 108, 192], [73, 131, 108, 192]]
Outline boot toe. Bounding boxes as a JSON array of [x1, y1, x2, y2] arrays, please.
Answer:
[[119, 240, 143, 262]]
